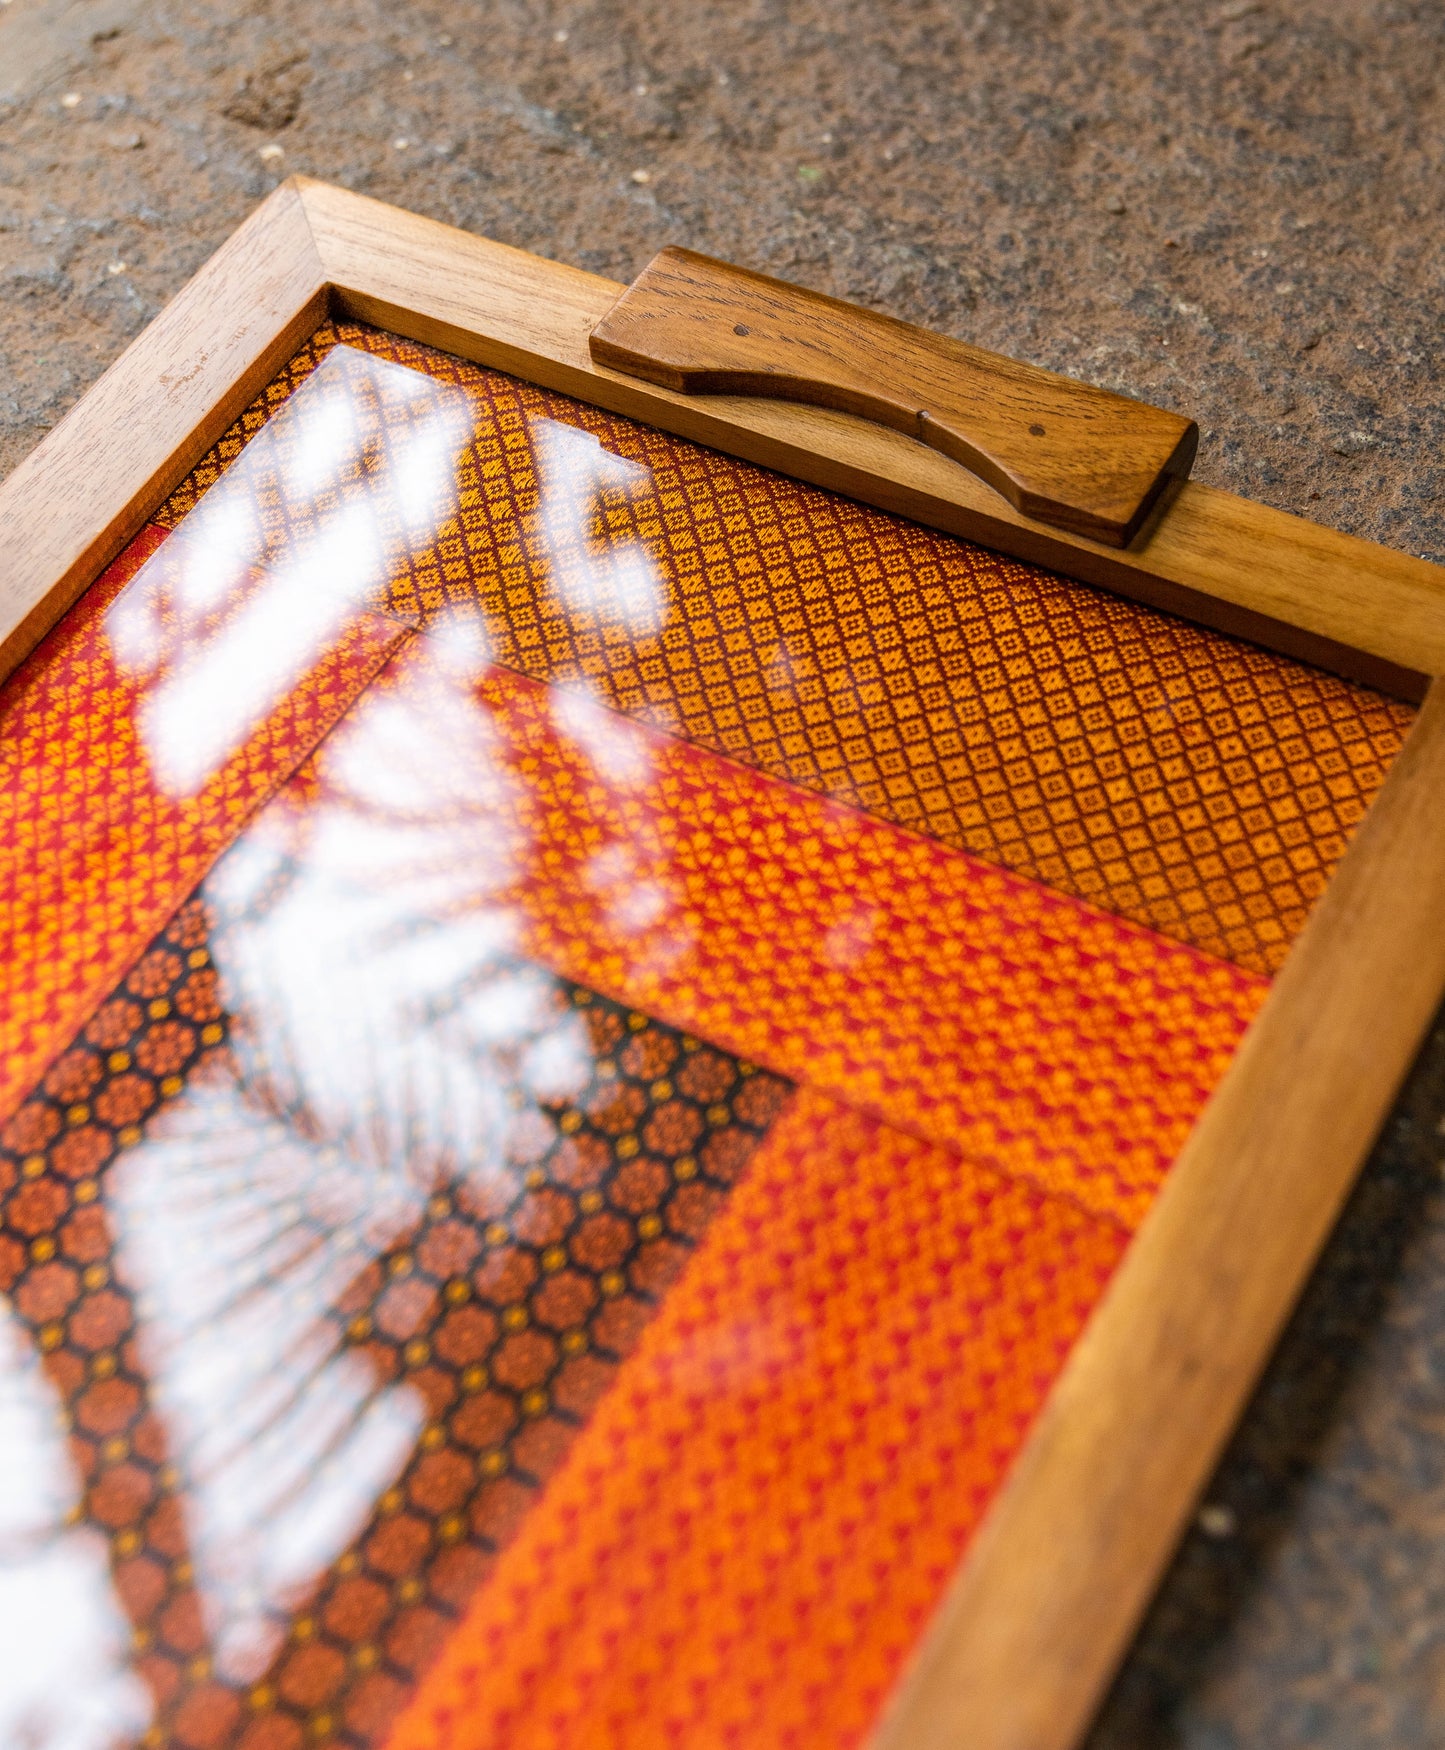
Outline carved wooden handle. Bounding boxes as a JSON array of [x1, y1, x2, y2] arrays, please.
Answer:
[[589, 247, 1198, 548]]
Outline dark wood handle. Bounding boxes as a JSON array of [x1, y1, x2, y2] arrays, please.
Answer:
[[589, 248, 1198, 548]]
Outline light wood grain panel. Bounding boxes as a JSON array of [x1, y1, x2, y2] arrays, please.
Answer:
[[301, 178, 1444, 697], [870, 676, 1445, 1750], [0, 180, 327, 683]]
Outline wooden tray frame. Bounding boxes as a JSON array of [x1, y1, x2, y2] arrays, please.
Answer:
[[4, 177, 1445, 1750]]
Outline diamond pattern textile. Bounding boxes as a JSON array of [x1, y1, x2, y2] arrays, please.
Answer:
[[157, 324, 1414, 978]]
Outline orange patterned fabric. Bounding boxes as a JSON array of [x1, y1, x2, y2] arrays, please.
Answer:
[[0, 893, 790, 1750], [306, 643, 1265, 1228], [156, 323, 1414, 978], [0, 523, 412, 1124], [381, 1088, 1129, 1750], [0, 316, 1373, 1750]]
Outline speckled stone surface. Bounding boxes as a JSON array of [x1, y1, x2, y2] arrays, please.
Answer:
[[3, 2, 1445, 1742]]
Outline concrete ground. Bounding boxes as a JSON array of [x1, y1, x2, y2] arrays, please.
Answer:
[[3, 1, 1445, 1742]]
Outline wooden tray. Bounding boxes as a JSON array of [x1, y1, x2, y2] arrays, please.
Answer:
[[3, 179, 1445, 1750]]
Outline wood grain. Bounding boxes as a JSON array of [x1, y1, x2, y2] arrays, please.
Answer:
[[2, 177, 1442, 700], [870, 675, 1445, 1750], [0, 179, 327, 685], [588, 246, 1199, 548], [302, 177, 1445, 699]]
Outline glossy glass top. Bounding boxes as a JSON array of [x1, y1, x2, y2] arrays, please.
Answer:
[[0, 323, 1408, 1750]]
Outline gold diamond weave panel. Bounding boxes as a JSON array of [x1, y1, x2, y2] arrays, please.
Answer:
[[157, 323, 1414, 976]]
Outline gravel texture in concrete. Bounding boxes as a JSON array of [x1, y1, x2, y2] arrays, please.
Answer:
[[3, 2, 1445, 1744]]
